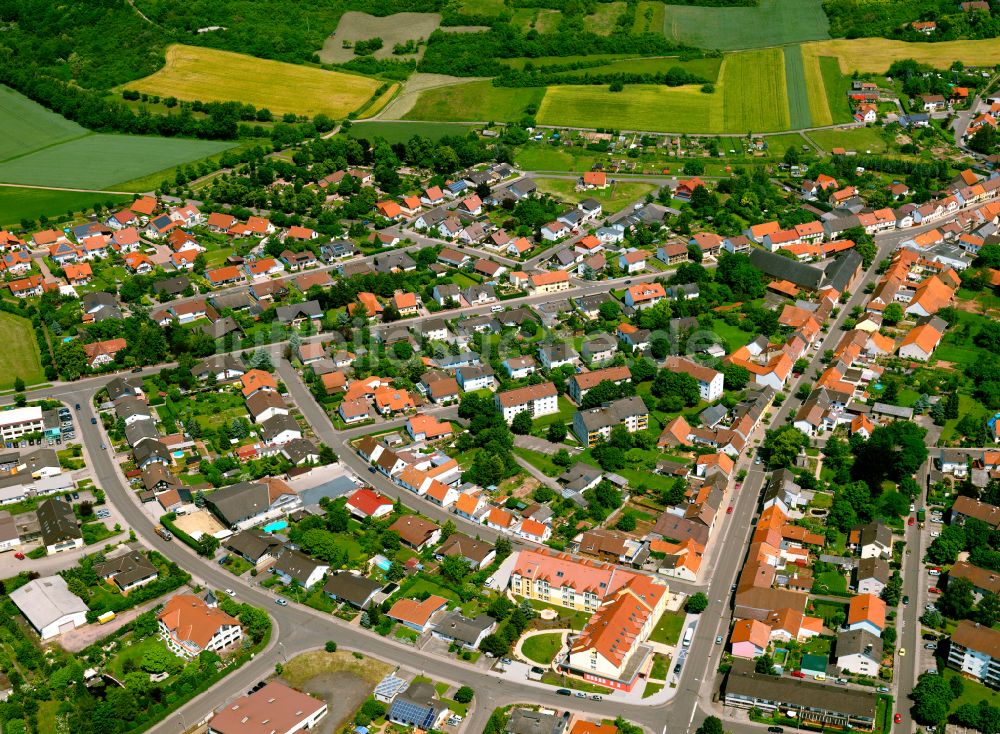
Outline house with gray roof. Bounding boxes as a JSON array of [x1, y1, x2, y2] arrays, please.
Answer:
[[324, 571, 382, 609], [432, 610, 495, 649]]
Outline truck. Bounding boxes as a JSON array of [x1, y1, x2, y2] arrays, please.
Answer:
[[917, 508, 926, 523], [97, 611, 116, 624], [682, 625, 695, 647]]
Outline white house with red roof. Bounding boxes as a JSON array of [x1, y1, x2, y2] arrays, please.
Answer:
[[346, 488, 394, 520]]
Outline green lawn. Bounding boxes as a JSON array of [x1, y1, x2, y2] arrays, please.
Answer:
[[811, 569, 847, 595], [810, 600, 848, 627], [649, 610, 686, 646], [818, 55, 854, 124], [0, 311, 44, 389], [526, 599, 593, 631], [404, 80, 544, 123], [521, 632, 563, 665], [943, 667, 996, 711], [395, 575, 461, 605], [512, 447, 563, 477], [540, 671, 611, 694], [108, 636, 172, 679], [0, 134, 234, 190], [711, 318, 755, 351], [650, 653, 670, 679], [662, 0, 830, 51], [642, 681, 664, 698]]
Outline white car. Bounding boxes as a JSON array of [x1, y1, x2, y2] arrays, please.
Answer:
[[930, 531, 940, 537], [225, 588, 237, 596]]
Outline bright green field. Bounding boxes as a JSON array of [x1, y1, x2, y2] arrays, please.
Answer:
[[722, 48, 790, 133], [819, 55, 854, 124], [503, 54, 722, 83], [0, 85, 87, 163], [514, 145, 604, 172], [663, 0, 831, 51], [348, 121, 475, 143], [0, 187, 130, 227], [783, 45, 812, 130], [0, 135, 234, 190], [538, 84, 722, 133], [0, 311, 45, 389], [806, 126, 891, 154], [403, 80, 545, 123]]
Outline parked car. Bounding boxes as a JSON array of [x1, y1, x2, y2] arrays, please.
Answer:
[[894, 714, 902, 724], [275, 598, 288, 606], [928, 587, 940, 594], [556, 689, 571, 696], [768, 728, 784, 733], [13, 552, 24, 560], [928, 569, 941, 576], [898, 648, 906, 656], [90, 417, 97, 425], [715, 635, 723, 645], [908, 517, 915, 526], [902, 595, 909, 605], [591, 695, 602, 701], [727, 506, 734, 514], [790, 671, 805, 679], [75, 403, 80, 410], [225, 589, 236, 597], [924, 644, 936, 650], [575, 692, 586, 698]]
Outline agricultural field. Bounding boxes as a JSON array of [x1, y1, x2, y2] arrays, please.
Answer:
[[663, 0, 830, 51], [0, 86, 87, 162], [721, 48, 790, 133], [124, 45, 384, 118], [0, 134, 234, 190], [538, 84, 719, 133], [347, 121, 475, 143], [783, 45, 812, 130], [803, 37, 1000, 74], [0, 187, 130, 227], [800, 46, 833, 126], [513, 7, 562, 33], [586, 2, 627, 35], [0, 311, 44, 389], [633, 1, 665, 34], [319, 12, 441, 63], [534, 177, 656, 214], [403, 80, 544, 123], [514, 145, 605, 173], [806, 126, 892, 154]]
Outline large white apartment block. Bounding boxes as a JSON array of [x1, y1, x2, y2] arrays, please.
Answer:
[[495, 382, 559, 423], [0, 407, 44, 441]]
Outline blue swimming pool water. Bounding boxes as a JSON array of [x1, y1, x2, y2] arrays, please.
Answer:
[[373, 556, 392, 571], [262, 520, 288, 533], [172, 450, 185, 459]]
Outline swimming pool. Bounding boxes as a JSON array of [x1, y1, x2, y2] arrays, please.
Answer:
[[172, 450, 185, 459], [262, 520, 288, 533], [373, 555, 392, 572]]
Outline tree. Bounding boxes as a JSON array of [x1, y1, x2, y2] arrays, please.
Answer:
[[927, 525, 965, 565], [762, 426, 808, 468], [685, 592, 709, 614], [454, 686, 474, 704], [325, 640, 338, 653], [440, 555, 470, 583], [723, 363, 749, 391], [616, 511, 637, 532], [598, 301, 621, 321], [546, 422, 567, 443], [197, 534, 220, 558], [56, 340, 89, 380], [511, 410, 533, 435], [976, 592, 1000, 627], [141, 645, 174, 674], [13, 377, 24, 392], [754, 653, 777, 675], [911, 674, 955, 726], [939, 577, 975, 619], [881, 302, 903, 325], [696, 717, 724, 734], [238, 605, 271, 643]]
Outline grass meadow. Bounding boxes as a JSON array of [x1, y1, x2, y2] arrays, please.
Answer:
[[347, 121, 474, 143], [124, 45, 383, 118], [404, 80, 544, 122], [0, 311, 44, 389], [662, 0, 830, 50], [0, 134, 233, 190], [0, 187, 130, 227], [0, 86, 86, 162]]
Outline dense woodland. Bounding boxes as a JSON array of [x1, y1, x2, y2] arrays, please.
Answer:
[[823, 0, 1000, 40]]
